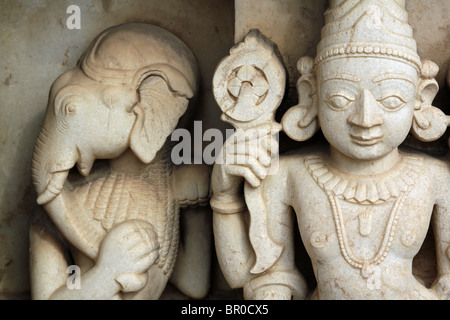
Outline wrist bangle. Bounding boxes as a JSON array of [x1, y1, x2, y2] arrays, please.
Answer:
[[243, 269, 308, 300], [210, 195, 246, 214]]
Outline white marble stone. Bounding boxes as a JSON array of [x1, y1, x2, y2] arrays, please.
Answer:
[[212, 0, 450, 300]]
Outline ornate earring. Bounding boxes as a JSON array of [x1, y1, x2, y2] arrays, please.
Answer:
[[281, 56, 320, 141], [411, 59, 448, 142]]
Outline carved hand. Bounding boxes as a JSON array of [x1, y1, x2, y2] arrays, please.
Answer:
[[212, 127, 278, 201], [96, 220, 160, 292]]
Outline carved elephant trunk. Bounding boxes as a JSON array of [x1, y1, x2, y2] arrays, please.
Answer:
[[32, 104, 76, 206]]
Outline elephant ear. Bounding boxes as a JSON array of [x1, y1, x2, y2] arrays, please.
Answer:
[[130, 74, 191, 164]]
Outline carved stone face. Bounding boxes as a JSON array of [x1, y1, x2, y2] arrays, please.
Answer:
[[48, 68, 137, 175], [317, 57, 418, 160]]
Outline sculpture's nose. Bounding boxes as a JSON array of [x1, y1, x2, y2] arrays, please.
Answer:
[[348, 89, 384, 128]]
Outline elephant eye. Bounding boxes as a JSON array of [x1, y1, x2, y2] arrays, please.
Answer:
[[379, 95, 405, 111], [63, 103, 77, 116], [326, 94, 354, 111]]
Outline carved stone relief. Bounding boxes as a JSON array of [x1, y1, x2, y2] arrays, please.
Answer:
[[0, 0, 449, 301], [211, 0, 450, 300], [30, 23, 212, 300]]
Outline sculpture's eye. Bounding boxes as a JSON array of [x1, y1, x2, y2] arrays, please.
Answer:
[[63, 102, 77, 115], [326, 95, 354, 110], [379, 96, 405, 111], [56, 93, 81, 116]]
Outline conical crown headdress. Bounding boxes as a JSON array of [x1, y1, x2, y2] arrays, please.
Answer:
[[314, 0, 421, 72]]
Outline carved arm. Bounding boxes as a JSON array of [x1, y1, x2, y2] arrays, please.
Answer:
[[211, 30, 308, 299], [170, 164, 212, 298]]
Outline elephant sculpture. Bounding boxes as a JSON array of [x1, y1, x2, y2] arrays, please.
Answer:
[[30, 23, 212, 300]]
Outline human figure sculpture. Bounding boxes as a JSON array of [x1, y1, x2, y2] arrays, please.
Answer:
[[30, 23, 212, 300], [211, 0, 450, 299]]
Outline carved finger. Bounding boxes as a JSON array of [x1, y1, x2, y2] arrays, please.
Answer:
[[130, 240, 159, 260], [248, 159, 269, 181], [228, 155, 269, 180], [138, 225, 159, 246], [228, 144, 272, 167], [226, 127, 276, 146], [116, 273, 149, 293], [225, 136, 271, 155], [132, 250, 159, 274], [256, 141, 276, 166], [258, 135, 279, 157], [227, 134, 278, 160], [133, 245, 159, 265], [226, 165, 261, 188], [130, 241, 152, 258], [256, 146, 272, 167]]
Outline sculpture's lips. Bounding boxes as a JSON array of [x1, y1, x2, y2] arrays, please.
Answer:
[[350, 134, 383, 146]]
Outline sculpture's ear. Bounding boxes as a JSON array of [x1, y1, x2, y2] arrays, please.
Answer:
[[130, 70, 193, 164], [411, 60, 447, 142], [281, 57, 319, 141]]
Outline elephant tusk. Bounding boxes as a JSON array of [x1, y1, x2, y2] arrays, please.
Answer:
[[36, 170, 69, 205]]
